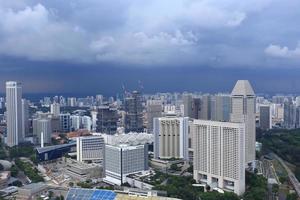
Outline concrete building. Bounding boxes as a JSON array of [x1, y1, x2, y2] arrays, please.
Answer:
[[104, 144, 149, 185], [212, 94, 231, 122], [183, 93, 193, 118], [191, 98, 201, 119], [146, 100, 162, 133], [124, 91, 144, 133], [153, 116, 189, 160], [6, 81, 23, 147], [21, 99, 29, 137], [259, 105, 272, 130], [59, 113, 71, 133], [200, 95, 211, 120], [192, 120, 245, 196], [230, 80, 256, 164], [16, 183, 48, 200], [76, 136, 105, 164], [50, 103, 60, 117], [70, 115, 81, 131], [33, 118, 52, 145], [82, 116, 92, 131], [283, 101, 296, 129], [96, 106, 118, 135]]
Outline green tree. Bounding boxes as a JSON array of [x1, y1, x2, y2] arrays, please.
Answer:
[[286, 193, 298, 200]]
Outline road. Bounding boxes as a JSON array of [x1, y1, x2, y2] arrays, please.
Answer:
[[271, 153, 300, 198]]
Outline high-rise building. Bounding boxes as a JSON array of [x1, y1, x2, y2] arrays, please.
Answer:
[[21, 99, 29, 137], [67, 97, 77, 107], [33, 118, 52, 145], [191, 98, 201, 119], [104, 144, 149, 185], [76, 136, 105, 164], [153, 116, 189, 160], [200, 95, 211, 120], [146, 100, 162, 133], [192, 120, 245, 195], [82, 116, 92, 131], [96, 106, 118, 135], [50, 103, 60, 117], [59, 113, 71, 133], [212, 94, 231, 122], [124, 91, 144, 133], [230, 80, 256, 164], [283, 101, 296, 129], [183, 93, 193, 117], [259, 105, 272, 130], [6, 81, 23, 147]]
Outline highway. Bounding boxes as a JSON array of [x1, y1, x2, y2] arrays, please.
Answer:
[[271, 153, 300, 198]]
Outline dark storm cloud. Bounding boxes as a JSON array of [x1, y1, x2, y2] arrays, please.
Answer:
[[0, 0, 299, 68]]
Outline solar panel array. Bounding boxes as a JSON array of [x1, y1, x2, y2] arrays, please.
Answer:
[[66, 188, 116, 200]]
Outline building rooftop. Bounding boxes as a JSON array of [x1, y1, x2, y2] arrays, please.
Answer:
[[231, 80, 255, 96]]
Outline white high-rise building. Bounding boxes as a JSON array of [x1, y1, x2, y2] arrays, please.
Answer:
[[82, 116, 92, 131], [230, 80, 256, 164], [76, 136, 105, 163], [50, 103, 60, 117], [104, 144, 149, 185], [34, 118, 52, 144], [153, 116, 189, 160], [6, 81, 23, 147], [192, 120, 245, 196]]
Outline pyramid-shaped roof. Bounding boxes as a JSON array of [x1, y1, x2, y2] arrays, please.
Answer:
[[231, 80, 255, 96]]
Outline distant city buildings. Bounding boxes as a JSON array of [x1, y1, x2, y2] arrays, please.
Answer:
[[146, 100, 162, 133]]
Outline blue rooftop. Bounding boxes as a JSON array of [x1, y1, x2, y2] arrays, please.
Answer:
[[66, 188, 116, 200]]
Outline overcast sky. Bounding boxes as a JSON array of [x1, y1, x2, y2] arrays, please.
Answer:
[[0, 0, 300, 95]]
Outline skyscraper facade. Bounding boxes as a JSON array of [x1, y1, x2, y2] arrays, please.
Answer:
[[259, 105, 272, 130], [230, 80, 256, 164], [153, 116, 189, 160], [192, 120, 245, 195], [76, 136, 105, 164], [146, 100, 162, 133], [6, 81, 23, 147], [124, 91, 144, 133], [96, 106, 118, 135]]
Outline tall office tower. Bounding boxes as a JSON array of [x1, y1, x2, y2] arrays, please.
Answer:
[[146, 100, 162, 133], [96, 106, 118, 135], [192, 120, 245, 195], [76, 136, 105, 164], [283, 101, 296, 129], [50, 103, 60, 117], [124, 91, 144, 133], [192, 98, 201, 119], [6, 81, 23, 147], [33, 118, 52, 144], [230, 80, 256, 164], [82, 116, 92, 131], [183, 93, 193, 117], [153, 116, 189, 160], [104, 144, 149, 185], [21, 99, 29, 137], [211, 94, 231, 122], [259, 105, 272, 130], [59, 113, 71, 133], [200, 95, 211, 120]]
